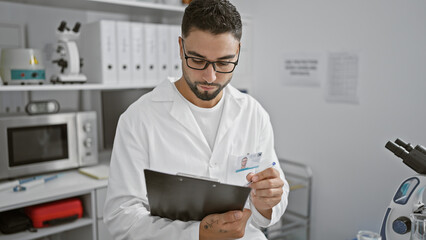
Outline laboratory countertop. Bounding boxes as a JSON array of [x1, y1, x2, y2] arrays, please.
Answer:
[[0, 170, 108, 212]]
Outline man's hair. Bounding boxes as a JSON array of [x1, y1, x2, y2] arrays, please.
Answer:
[[181, 0, 242, 41]]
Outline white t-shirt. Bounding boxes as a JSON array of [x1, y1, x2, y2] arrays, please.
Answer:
[[172, 84, 225, 150]]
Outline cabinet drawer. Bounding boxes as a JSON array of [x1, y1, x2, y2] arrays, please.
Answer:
[[96, 187, 108, 219]]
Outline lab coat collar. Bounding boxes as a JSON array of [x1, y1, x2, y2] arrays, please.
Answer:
[[214, 83, 244, 147], [151, 80, 244, 151]]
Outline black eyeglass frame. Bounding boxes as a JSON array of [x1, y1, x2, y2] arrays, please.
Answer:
[[181, 38, 240, 74]]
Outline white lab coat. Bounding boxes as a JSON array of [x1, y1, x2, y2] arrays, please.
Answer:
[[104, 79, 289, 240]]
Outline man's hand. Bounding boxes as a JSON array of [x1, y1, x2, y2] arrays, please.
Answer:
[[246, 167, 284, 219], [199, 208, 251, 240]]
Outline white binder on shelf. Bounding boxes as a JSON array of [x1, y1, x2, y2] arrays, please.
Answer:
[[157, 24, 170, 83], [143, 23, 158, 87], [80, 20, 118, 84], [169, 25, 181, 80], [130, 22, 144, 84], [116, 21, 132, 84]]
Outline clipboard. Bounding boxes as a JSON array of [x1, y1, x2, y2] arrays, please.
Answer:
[[144, 169, 251, 222]]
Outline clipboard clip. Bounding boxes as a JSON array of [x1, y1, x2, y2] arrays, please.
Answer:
[[176, 173, 219, 183]]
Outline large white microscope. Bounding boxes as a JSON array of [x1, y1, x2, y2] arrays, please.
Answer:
[[381, 138, 426, 240], [51, 21, 87, 83]]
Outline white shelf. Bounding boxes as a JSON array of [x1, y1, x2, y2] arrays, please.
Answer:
[[0, 0, 186, 16], [0, 217, 93, 240], [88, 0, 186, 12], [0, 83, 156, 92], [0, 170, 107, 211]]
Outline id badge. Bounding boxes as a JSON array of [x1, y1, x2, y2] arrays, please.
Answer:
[[235, 152, 262, 173]]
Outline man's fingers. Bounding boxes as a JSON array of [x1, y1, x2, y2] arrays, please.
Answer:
[[251, 168, 280, 183], [251, 195, 282, 209], [219, 210, 243, 224], [250, 178, 284, 190], [246, 172, 255, 182], [252, 187, 283, 198], [242, 208, 252, 219]]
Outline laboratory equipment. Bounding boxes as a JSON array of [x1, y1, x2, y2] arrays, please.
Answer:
[[51, 21, 87, 83], [25, 198, 83, 228], [381, 138, 426, 240], [0, 111, 98, 180], [0, 48, 46, 85], [25, 100, 60, 115], [410, 214, 426, 240], [357, 230, 381, 240]]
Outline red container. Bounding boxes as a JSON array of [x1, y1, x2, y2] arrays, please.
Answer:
[[25, 198, 83, 228]]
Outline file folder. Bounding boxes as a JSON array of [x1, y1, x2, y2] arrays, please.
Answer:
[[116, 21, 132, 84], [168, 25, 182, 80], [144, 169, 251, 222], [157, 24, 170, 82], [130, 22, 144, 84], [80, 20, 118, 84], [143, 23, 158, 86]]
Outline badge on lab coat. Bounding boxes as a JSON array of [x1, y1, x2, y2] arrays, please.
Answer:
[[235, 152, 262, 173]]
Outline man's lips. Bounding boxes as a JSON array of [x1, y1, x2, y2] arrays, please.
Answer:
[[198, 84, 217, 91]]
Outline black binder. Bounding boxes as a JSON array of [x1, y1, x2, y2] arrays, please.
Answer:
[[144, 169, 251, 222]]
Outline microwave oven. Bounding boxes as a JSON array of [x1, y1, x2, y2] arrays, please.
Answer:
[[0, 111, 98, 180]]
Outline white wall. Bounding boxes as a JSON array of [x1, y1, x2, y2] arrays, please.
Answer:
[[233, 0, 426, 239]]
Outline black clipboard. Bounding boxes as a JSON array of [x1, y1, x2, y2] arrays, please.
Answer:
[[144, 169, 251, 222]]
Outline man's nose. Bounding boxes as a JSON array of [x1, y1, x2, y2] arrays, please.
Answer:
[[202, 63, 217, 83]]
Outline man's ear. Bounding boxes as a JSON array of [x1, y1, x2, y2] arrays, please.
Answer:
[[178, 37, 184, 60]]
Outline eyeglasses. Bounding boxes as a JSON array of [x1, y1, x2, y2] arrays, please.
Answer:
[[181, 39, 240, 74]]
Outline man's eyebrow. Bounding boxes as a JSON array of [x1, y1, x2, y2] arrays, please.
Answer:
[[187, 50, 236, 60]]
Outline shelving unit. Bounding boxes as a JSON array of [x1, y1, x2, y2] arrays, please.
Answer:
[[0, 83, 156, 92], [0, 171, 107, 240], [0, 218, 93, 240], [0, 0, 186, 17], [264, 159, 312, 240], [88, 0, 186, 12]]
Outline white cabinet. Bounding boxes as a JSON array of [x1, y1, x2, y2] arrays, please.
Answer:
[[97, 219, 113, 240], [95, 187, 114, 240], [0, 171, 108, 240]]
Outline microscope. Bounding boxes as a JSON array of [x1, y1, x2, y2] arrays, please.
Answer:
[[381, 138, 426, 240], [51, 21, 87, 83]]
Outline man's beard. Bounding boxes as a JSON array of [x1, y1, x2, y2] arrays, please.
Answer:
[[183, 70, 232, 101]]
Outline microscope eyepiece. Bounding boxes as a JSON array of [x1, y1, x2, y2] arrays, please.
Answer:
[[58, 21, 67, 32], [386, 141, 409, 160], [386, 138, 426, 174], [72, 23, 81, 33], [415, 145, 426, 155], [395, 138, 414, 152]]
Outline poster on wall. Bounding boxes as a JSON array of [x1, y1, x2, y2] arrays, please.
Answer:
[[281, 52, 323, 87], [325, 52, 360, 104]]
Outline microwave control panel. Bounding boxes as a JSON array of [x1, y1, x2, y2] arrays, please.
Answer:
[[76, 112, 98, 166]]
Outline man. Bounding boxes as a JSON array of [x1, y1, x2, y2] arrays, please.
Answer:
[[104, 0, 289, 239], [241, 157, 248, 169]]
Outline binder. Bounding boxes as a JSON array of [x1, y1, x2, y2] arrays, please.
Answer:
[[116, 21, 132, 84], [144, 169, 251, 222], [168, 25, 182, 80], [157, 24, 170, 82], [130, 22, 144, 84], [80, 20, 118, 84], [143, 23, 158, 86]]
